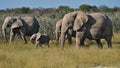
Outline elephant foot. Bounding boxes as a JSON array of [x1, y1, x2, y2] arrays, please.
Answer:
[[84, 45, 90, 48], [35, 45, 39, 48], [61, 45, 64, 50], [108, 46, 112, 48], [24, 41, 27, 44], [68, 42, 73, 45], [55, 41, 59, 46], [98, 46, 103, 49], [80, 44, 85, 47], [9, 40, 13, 44], [76, 45, 80, 49], [47, 44, 50, 48]]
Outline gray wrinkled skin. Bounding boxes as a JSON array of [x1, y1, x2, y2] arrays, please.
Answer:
[[30, 33, 50, 48], [55, 19, 76, 45], [60, 11, 113, 49], [2, 16, 40, 43]]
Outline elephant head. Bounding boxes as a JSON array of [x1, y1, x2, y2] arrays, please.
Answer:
[[2, 16, 23, 42], [73, 12, 88, 31], [60, 11, 88, 48], [30, 33, 42, 44]]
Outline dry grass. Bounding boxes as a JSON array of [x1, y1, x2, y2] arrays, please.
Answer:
[[0, 32, 120, 68]]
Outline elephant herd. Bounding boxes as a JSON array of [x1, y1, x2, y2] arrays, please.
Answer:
[[2, 11, 113, 49]]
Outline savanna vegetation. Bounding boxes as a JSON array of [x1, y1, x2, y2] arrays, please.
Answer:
[[0, 4, 120, 68]]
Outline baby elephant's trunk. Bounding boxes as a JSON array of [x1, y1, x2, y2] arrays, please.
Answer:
[[30, 34, 37, 44]]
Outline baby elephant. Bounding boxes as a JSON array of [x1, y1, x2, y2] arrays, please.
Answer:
[[30, 33, 50, 48]]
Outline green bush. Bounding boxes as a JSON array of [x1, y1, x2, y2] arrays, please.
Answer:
[[106, 12, 120, 32]]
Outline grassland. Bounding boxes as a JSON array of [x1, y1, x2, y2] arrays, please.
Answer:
[[0, 9, 120, 68], [0, 32, 119, 68]]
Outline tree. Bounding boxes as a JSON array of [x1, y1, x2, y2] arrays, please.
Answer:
[[79, 4, 92, 11], [79, 4, 99, 12], [91, 6, 99, 12], [58, 6, 73, 12], [112, 7, 120, 12], [20, 7, 30, 13], [58, 6, 71, 10], [99, 5, 111, 12]]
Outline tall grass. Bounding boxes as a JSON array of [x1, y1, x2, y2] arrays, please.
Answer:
[[0, 32, 120, 68]]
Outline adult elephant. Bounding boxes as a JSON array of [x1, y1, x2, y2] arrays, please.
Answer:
[[60, 11, 113, 49], [2, 16, 40, 43], [55, 19, 76, 44]]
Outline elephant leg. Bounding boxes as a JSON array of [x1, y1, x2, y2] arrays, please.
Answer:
[[95, 39, 103, 48], [60, 32, 66, 49], [76, 32, 81, 49], [47, 43, 50, 48], [80, 38, 85, 47], [56, 32, 59, 41], [20, 35, 27, 44], [19, 30, 27, 44], [56, 32, 60, 45], [67, 34, 72, 44], [10, 30, 16, 43], [35, 41, 39, 48], [76, 32, 85, 49], [58, 36, 61, 46], [105, 37, 112, 48]]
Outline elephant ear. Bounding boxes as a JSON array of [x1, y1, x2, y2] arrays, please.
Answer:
[[11, 17, 23, 29], [73, 12, 88, 31], [62, 12, 77, 33], [36, 33, 42, 41]]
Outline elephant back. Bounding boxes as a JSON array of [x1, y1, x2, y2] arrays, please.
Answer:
[[22, 17, 38, 26], [11, 18, 24, 29], [21, 16, 40, 36]]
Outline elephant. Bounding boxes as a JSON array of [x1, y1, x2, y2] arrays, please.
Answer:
[[30, 33, 50, 48], [55, 18, 76, 44], [60, 11, 113, 49], [2, 16, 40, 43], [55, 19, 62, 41]]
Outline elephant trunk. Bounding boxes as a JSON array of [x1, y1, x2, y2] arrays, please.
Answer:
[[30, 34, 37, 44], [2, 26, 8, 42], [55, 30, 60, 41]]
